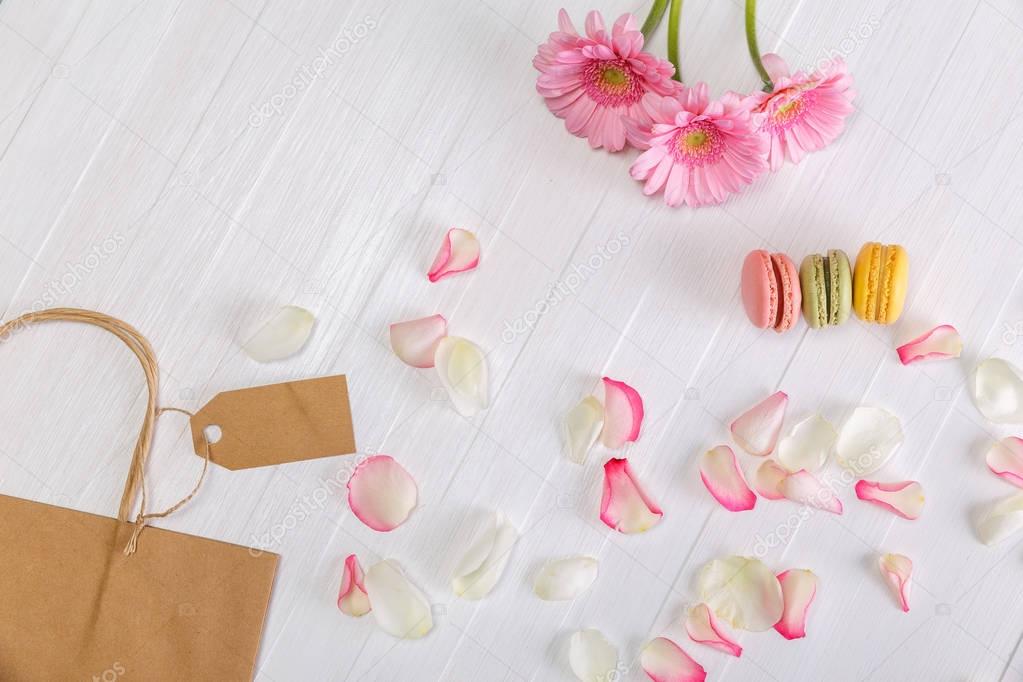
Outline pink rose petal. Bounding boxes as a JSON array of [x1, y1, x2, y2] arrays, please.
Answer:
[[389, 314, 447, 368], [699, 445, 757, 512], [600, 377, 644, 448], [730, 391, 788, 456], [986, 437, 1023, 488], [338, 554, 371, 617], [896, 325, 962, 365], [854, 480, 925, 520], [640, 637, 707, 682], [600, 458, 662, 534], [347, 455, 419, 532], [878, 553, 912, 612], [684, 603, 742, 657], [774, 569, 817, 640], [752, 460, 788, 500], [779, 470, 843, 514], [428, 228, 480, 282]]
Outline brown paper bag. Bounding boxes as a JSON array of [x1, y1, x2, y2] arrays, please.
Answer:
[[0, 309, 279, 681]]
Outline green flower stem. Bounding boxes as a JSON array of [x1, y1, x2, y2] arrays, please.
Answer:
[[745, 0, 773, 90], [640, 0, 669, 40], [667, 0, 683, 82]]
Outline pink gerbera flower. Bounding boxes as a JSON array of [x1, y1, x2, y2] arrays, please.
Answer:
[[624, 84, 768, 207], [533, 9, 679, 152], [752, 54, 856, 170]]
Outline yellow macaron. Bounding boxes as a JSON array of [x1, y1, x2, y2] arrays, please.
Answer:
[[852, 242, 909, 324]]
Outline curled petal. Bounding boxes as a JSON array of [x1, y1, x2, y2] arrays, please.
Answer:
[[878, 553, 912, 612], [338, 554, 371, 617], [697, 556, 784, 632], [533, 556, 599, 601], [565, 396, 604, 464], [777, 414, 836, 473], [452, 512, 518, 599], [389, 314, 447, 368], [986, 437, 1023, 487], [640, 637, 707, 682], [241, 305, 315, 362], [977, 493, 1023, 545], [730, 391, 788, 456], [684, 603, 742, 657], [971, 358, 1023, 424], [600, 458, 663, 534], [835, 406, 903, 475], [600, 377, 644, 448], [435, 336, 489, 416], [760, 52, 790, 81], [428, 228, 480, 282], [896, 325, 962, 365], [774, 569, 817, 640], [364, 560, 433, 638], [752, 460, 788, 500], [347, 455, 418, 531], [699, 445, 757, 511], [569, 629, 618, 682], [854, 480, 925, 520], [779, 470, 843, 514]]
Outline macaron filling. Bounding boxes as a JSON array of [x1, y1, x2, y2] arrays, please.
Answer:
[[811, 255, 827, 328], [771, 255, 792, 331]]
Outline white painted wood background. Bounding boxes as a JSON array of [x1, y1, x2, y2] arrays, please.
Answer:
[[1, 0, 1022, 679]]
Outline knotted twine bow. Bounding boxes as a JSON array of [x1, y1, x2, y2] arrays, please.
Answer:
[[0, 308, 210, 555]]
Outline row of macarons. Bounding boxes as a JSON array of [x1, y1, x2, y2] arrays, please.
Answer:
[[741, 242, 909, 333]]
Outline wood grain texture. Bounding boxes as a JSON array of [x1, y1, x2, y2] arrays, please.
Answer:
[[0, 0, 1021, 680]]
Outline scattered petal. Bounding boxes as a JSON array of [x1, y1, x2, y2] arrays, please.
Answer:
[[533, 556, 599, 601], [241, 305, 315, 362], [896, 325, 962, 365], [972, 358, 1023, 424], [777, 414, 836, 473], [751, 460, 788, 500], [697, 556, 784, 632], [779, 470, 843, 514], [338, 554, 371, 617], [452, 512, 518, 600], [600, 458, 663, 533], [600, 377, 644, 448], [347, 455, 418, 532], [699, 445, 757, 512], [774, 569, 817, 640], [364, 560, 433, 638], [878, 553, 912, 612], [428, 228, 480, 282], [389, 314, 447, 368], [986, 437, 1023, 487], [854, 480, 925, 520], [730, 391, 788, 456], [565, 396, 604, 464], [684, 603, 742, 657], [435, 336, 489, 416], [835, 406, 903, 475], [640, 637, 707, 682], [977, 493, 1023, 545], [569, 629, 618, 682]]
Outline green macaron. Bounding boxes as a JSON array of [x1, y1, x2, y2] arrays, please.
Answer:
[[799, 249, 852, 328]]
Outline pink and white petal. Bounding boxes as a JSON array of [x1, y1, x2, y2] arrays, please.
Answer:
[[600, 377, 644, 448], [777, 414, 836, 473], [774, 569, 817, 640], [451, 511, 518, 599], [730, 391, 789, 456], [699, 445, 757, 512], [347, 455, 418, 532], [896, 325, 963, 365], [600, 458, 663, 534], [835, 406, 904, 474], [971, 358, 1023, 424], [977, 493, 1023, 545], [760, 53, 791, 82], [779, 470, 843, 514], [435, 336, 489, 417], [986, 437, 1023, 487], [565, 396, 604, 464], [640, 637, 707, 682], [569, 629, 618, 682], [364, 560, 433, 638], [389, 314, 447, 368], [338, 554, 371, 617], [427, 228, 480, 282], [697, 556, 784, 632], [854, 480, 925, 520], [878, 553, 912, 612], [684, 603, 742, 657], [752, 460, 788, 500]]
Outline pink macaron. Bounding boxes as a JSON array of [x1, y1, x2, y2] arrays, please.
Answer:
[[741, 250, 802, 333]]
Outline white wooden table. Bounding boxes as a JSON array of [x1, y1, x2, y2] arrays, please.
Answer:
[[1, 0, 1022, 680]]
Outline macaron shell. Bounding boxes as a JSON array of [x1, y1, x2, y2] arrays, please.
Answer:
[[799, 254, 827, 328], [771, 253, 802, 332], [828, 249, 853, 325], [741, 250, 779, 329], [878, 245, 909, 324], [853, 242, 882, 323]]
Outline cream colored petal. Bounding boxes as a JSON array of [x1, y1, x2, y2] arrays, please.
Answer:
[[697, 556, 784, 632], [452, 512, 518, 600], [534, 556, 599, 601], [977, 493, 1023, 545], [565, 396, 604, 464], [435, 336, 489, 417], [971, 358, 1023, 424], [835, 407, 903, 475], [364, 560, 433, 639], [241, 305, 315, 362], [569, 629, 617, 682], [777, 414, 836, 473]]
